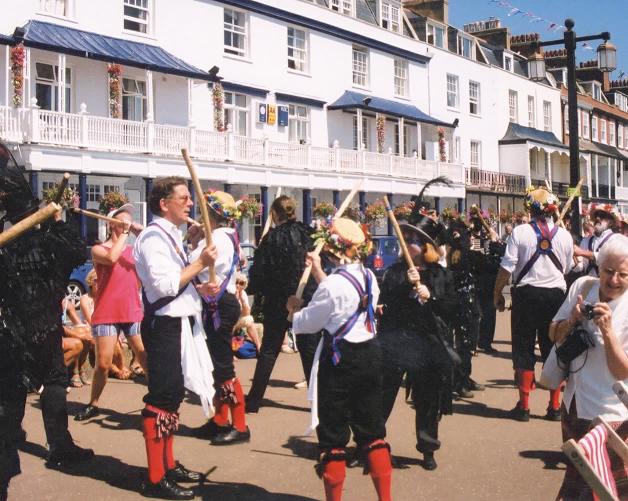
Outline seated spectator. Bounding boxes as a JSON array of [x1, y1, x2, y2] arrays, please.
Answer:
[[233, 273, 262, 354], [62, 295, 94, 388]]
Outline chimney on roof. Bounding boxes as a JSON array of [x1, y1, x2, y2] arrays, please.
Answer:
[[402, 0, 448, 24], [576, 60, 610, 92], [464, 18, 509, 49], [510, 33, 540, 58]]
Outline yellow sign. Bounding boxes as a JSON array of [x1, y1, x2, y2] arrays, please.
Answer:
[[267, 105, 277, 125]]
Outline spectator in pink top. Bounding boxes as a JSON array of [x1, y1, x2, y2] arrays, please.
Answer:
[[75, 203, 147, 421]]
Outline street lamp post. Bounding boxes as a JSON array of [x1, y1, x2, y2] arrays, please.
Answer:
[[526, 19, 616, 237]]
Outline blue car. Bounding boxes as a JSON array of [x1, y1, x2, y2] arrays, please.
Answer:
[[364, 236, 399, 280], [66, 259, 93, 309]]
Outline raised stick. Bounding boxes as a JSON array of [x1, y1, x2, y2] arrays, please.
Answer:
[[384, 196, 421, 288], [260, 186, 282, 241], [559, 177, 584, 224], [0, 203, 61, 248], [288, 180, 362, 320], [181, 148, 216, 282], [71, 207, 126, 225], [53, 172, 71, 204], [470, 204, 492, 234]]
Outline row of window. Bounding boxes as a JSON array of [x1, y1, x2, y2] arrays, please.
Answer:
[[41, 181, 119, 203], [508, 90, 553, 131], [565, 109, 628, 149]]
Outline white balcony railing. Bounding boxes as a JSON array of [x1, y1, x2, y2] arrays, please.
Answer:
[[0, 102, 465, 184]]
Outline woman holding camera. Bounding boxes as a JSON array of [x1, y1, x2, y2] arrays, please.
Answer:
[[550, 234, 628, 500]]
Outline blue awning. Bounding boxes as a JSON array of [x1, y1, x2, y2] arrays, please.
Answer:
[[221, 81, 269, 98], [499, 122, 566, 150], [0, 33, 12, 45], [13, 20, 215, 81], [275, 92, 326, 108], [327, 90, 452, 127]]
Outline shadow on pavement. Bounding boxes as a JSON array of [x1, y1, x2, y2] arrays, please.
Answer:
[[259, 399, 310, 413], [452, 399, 512, 420], [519, 450, 567, 470], [483, 378, 515, 389], [281, 435, 319, 461], [19, 440, 145, 494], [198, 481, 318, 500], [268, 379, 301, 389]]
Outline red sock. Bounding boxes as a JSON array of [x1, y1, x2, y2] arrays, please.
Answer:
[[516, 369, 535, 410], [366, 440, 392, 501], [230, 378, 247, 432], [164, 432, 175, 471], [322, 451, 346, 501], [212, 400, 230, 427], [142, 414, 166, 484], [549, 388, 562, 411]]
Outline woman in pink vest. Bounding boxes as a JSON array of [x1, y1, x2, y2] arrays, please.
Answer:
[[75, 203, 146, 421]]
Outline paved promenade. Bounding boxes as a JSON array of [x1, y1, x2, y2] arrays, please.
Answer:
[[11, 311, 567, 500]]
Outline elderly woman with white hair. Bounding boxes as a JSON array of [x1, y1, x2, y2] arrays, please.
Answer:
[[549, 234, 628, 500]]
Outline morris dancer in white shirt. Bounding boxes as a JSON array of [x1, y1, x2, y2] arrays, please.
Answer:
[[134, 176, 216, 500], [287, 218, 392, 501], [574, 204, 620, 277], [493, 187, 574, 422], [190, 190, 250, 446]]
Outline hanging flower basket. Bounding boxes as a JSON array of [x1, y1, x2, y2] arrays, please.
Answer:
[[107, 63, 122, 119], [437, 127, 447, 162], [213, 82, 225, 132], [238, 196, 262, 220], [42, 183, 80, 209], [499, 209, 512, 223], [343, 204, 363, 222], [313, 201, 335, 219], [393, 201, 414, 220], [10, 43, 25, 108], [376, 114, 385, 153], [364, 201, 386, 227], [99, 190, 128, 214]]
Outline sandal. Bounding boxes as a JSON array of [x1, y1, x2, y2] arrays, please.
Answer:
[[130, 365, 145, 377], [70, 374, 83, 388], [79, 369, 91, 386]]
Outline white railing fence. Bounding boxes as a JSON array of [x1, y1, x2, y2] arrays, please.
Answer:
[[0, 102, 465, 184]]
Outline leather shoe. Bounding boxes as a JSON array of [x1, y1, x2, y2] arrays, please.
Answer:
[[191, 420, 231, 440], [508, 402, 530, 422], [46, 442, 94, 469], [210, 426, 251, 446], [141, 477, 193, 500], [544, 407, 562, 422], [74, 405, 99, 421], [167, 461, 202, 483], [456, 387, 474, 399], [468, 379, 485, 392], [422, 452, 437, 471]]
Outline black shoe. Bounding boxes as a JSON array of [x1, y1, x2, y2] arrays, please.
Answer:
[[141, 477, 194, 500], [191, 420, 231, 440], [456, 387, 475, 399], [468, 379, 485, 392], [544, 407, 562, 422], [74, 405, 99, 421], [166, 462, 202, 483], [508, 403, 530, 422], [422, 452, 437, 471], [210, 426, 251, 446], [45, 442, 94, 469]]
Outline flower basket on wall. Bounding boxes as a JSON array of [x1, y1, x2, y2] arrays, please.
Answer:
[[376, 114, 385, 153], [238, 196, 262, 220], [10, 43, 25, 108], [437, 127, 447, 162], [313, 201, 335, 219], [99, 190, 128, 214], [393, 201, 414, 220], [42, 183, 80, 209], [213, 82, 225, 132], [107, 63, 122, 119], [364, 201, 386, 228]]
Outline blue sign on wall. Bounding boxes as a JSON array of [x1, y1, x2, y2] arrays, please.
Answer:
[[278, 105, 289, 126], [258, 103, 267, 123]]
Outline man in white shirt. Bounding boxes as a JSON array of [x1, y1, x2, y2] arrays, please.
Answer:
[[287, 218, 391, 501], [134, 176, 216, 500], [493, 188, 573, 422], [574, 204, 620, 277]]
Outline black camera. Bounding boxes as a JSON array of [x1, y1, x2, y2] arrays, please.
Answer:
[[582, 302, 596, 320]]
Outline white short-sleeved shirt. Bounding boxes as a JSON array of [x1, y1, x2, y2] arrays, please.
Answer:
[[500, 218, 574, 291], [552, 276, 628, 421], [189, 227, 238, 295], [579, 229, 618, 277], [292, 263, 380, 343]]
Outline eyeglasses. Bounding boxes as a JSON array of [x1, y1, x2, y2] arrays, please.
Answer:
[[601, 268, 628, 280], [236, 281, 247, 286], [165, 195, 192, 203]]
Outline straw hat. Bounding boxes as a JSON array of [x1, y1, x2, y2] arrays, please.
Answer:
[[589, 203, 620, 223], [524, 187, 560, 217], [317, 217, 372, 263], [204, 190, 240, 221]]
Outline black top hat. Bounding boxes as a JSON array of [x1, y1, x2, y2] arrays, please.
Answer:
[[0, 142, 39, 226]]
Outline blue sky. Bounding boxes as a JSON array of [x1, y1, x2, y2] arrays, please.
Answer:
[[448, 0, 628, 81]]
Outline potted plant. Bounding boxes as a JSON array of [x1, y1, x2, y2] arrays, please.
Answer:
[[364, 201, 386, 228], [99, 190, 129, 214], [313, 201, 336, 219], [42, 183, 80, 209], [238, 196, 262, 220]]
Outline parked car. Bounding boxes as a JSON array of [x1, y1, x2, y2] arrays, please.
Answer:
[[240, 243, 256, 277], [364, 236, 399, 281], [66, 260, 93, 309]]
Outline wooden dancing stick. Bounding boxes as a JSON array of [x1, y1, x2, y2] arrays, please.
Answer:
[[187, 217, 201, 227], [470, 204, 492, 233], [0, 203, 61, 248], [288, 180, 362, 320], [53, 172, 71, 204], [543, 180, 565, 228], [383, 196, 421, 289], [260, 186, 282, 240], [181, 148, 216, 282], [559, 177, 584, 224], [71, 207, 126, 225]]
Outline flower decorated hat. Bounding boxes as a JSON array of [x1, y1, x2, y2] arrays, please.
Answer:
[[589, 203, 620, 223], [524, 187, 560, 217], [314, 217, 372, 263], [204, 190, 240, 221]]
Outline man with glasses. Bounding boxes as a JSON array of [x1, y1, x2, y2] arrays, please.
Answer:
[[574, 204, 621, 277], [134, 176, 216, 500]]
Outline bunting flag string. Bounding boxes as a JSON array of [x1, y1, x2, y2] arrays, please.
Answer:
[[488, 0, 565, 32]]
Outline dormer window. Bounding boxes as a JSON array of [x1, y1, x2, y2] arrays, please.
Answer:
[[330, 0, 353, 16], [380, 2, 401, 33], [615, 93, 628, 112], [457, 34, 474, 60], [426, 21, 445, 48], [503, 54, 514, 72]]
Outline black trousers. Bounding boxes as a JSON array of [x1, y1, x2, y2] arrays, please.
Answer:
[[141, 315, 185, 412], [511, 285, 565, 371], [296, 332, 322, 382], [246, 315, 289, 406], [317, 336, 386, 450], [477, 280, 497, 349], [453, 305, 481, 387], [204, 293, 241, 387]]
